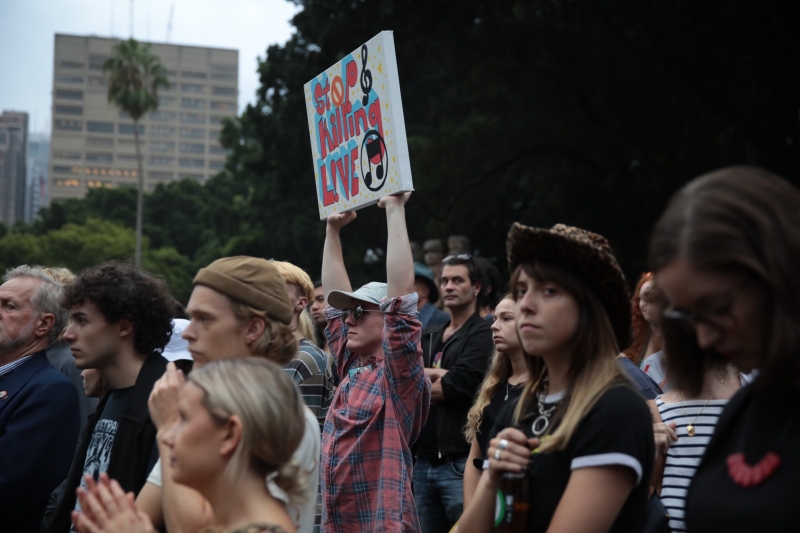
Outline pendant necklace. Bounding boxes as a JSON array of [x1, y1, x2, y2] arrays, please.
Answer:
[[531, 381, 562, 437], [679, 380, 721, 437], [726, 406, 799, 488], [505, 373, 528, 401]]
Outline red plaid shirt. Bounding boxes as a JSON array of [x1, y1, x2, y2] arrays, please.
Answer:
[[321, 293, 431, 533]]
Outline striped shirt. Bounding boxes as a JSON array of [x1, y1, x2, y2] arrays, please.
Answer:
[[657, 397, 728, 532], [0, 354, 34, 378], [284, 339, 335, 433]]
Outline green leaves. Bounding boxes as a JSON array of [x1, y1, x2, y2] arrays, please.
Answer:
[[103, 38, 169, 121]]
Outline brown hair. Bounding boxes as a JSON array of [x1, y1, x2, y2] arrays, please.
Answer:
[[227, 298, 298, 366], [511, 261, 628, 453], [649, 166, 800, 393]]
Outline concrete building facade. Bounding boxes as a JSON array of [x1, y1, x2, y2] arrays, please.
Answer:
[[0, 110, 29, 225], [49, 33, 238, 203]]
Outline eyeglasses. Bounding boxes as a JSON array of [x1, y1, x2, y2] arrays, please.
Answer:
[[662, 276, 751, 332], [342, 305, 382, 322], [443, 254, 472, 263]]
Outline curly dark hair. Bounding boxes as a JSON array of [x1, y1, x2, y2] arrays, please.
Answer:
[[62, 261, 174, 356], [473, 257, 503, 312]]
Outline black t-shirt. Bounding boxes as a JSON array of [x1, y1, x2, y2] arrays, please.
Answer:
[[685, 384, 800, 532], [476, 380, 524, 459], [490, 384, 654, 533]]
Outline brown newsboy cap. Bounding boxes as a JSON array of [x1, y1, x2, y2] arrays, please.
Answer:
[[506, 223, 632, 351], [193, 256, 293, 325]]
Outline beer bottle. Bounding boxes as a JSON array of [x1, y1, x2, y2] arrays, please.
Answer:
[[494, 469, 530, 532]]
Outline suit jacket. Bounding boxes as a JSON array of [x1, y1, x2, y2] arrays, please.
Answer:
[[0, 351, 81, 533], [48, 353, 168, 533]]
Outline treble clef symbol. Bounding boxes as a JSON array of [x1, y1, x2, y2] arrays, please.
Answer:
[[360, 44, 372, 106]]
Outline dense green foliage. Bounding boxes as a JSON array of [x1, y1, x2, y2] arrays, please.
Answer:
[[2, 0, 798, 300]]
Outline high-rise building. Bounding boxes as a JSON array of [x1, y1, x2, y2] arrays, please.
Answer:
[[49, 33, 238, 204], [0, 110, 29, 225], [26, 133, 50, 221]]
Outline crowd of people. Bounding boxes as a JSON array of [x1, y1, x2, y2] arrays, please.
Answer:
[[1, 165, 798, 533]]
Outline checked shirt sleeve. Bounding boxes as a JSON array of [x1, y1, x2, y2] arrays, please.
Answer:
[[380, 293, 432, 444]]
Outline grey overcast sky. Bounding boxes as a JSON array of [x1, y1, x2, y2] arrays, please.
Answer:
[[0, 0, 299, 134]]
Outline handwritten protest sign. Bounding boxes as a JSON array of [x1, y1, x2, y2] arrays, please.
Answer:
[[304, 31, 413, 219]]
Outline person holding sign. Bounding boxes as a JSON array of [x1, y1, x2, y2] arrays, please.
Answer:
[[320, 193, 431, 533]]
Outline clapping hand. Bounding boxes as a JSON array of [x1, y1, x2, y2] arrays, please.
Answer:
[[72, 474, 155, 533]]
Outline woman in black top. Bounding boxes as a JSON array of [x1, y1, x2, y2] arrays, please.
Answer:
[[650, 166, 800, 532], [459, 223, 654, 533], [463, 295, 528, 508]]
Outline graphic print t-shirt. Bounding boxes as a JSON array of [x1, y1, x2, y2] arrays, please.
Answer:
[[71, 386, 133, 531]]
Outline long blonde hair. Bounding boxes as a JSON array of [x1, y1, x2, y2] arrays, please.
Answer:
[[465, 295, 516, 443], [297, 308, 317, 341], [189, 358, 308, 507], [511, 261, 628, 453]]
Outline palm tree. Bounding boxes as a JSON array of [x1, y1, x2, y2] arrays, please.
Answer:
[[103, 38, 169, 266]]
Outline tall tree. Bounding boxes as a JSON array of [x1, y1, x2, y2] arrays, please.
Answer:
[[103, 38, 169, 266]]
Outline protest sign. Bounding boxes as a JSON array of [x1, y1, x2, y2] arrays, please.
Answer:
[[304, 31, 413, 219]]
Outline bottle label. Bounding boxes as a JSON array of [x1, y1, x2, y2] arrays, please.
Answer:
[[494, 489, 505, 527]]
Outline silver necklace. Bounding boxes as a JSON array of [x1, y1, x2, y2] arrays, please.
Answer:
[[505, 373, 529, 401], [531, 383, 561, 436]]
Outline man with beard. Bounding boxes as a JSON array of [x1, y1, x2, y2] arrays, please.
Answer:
[[0, 266, 80, 532]]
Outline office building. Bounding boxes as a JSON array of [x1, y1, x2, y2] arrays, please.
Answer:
[[0, 110, 29, 225], [26, 133, 50, 221], [49, 33, 238, 203]]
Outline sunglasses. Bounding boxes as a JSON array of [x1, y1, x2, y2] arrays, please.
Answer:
[[443, 254, 472, 262], [342, 305, 382, 322]]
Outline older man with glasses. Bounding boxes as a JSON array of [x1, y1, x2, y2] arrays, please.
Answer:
[[320, 192, 431, 533]]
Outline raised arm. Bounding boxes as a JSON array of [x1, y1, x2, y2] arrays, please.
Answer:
[[322, 211, 356, 300], [378, 192, 414, 298]]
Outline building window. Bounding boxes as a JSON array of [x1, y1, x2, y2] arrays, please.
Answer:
[[212, 86, 236, 96], [181, 98, 205, 109], [55, 105, 83, 115], [54, 178, 81, 187], [159, 96, 175, 107], [85, 153, 114, 163], [209, 160, 225, 170], [54, 119, 83, 131], [209, 130, 221, 141], [150, 141, 175, 152], [181, 83, 204, 93], [179, 158, 204, 168], [210, 101, 236, 111], [209, 116, 226, 125], [180, 173, 204, 181], [211, 73, 236, 81], [150, 111, 176, 122], [53, 152, 82, 160], [56, 89, 84, 100], [118, 123, 145, 135], [182, 71, 207, 79], [151, 126, 176, 137], [87, 121, 114, 133], [88, 54, 110, 70], [87, 179, 113, 189], [55, 75, 84, 84], [180, 113, 205, 124], [58, 61, 85, 69], [209, 145, 229, 155], [211, 64, 237, 74], [88, 76, 107, 88], [52, 165, 79, 174], [117, 154, 140, 163], [179, 143, 205, 154], [86, 138, 114, 148], [180, 128, 204, 139], [149, 156, 175, 166], [149, 171, 174, 180]]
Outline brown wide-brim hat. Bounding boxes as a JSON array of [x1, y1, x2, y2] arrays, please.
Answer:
[[506, 223, 632, 350]]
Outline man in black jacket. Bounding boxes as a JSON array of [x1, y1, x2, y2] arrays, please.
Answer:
[[413, 255, 494, 533], [47, 262, 174, 533]]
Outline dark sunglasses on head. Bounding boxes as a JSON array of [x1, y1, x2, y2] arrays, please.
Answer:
[[443, 254, 472, 263], [342, 305, 382, 322]]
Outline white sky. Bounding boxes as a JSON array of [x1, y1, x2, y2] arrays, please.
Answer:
[[0, 0, 300, 134]]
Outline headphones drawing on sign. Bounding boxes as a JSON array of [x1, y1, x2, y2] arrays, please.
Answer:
[[360, 130, 389, 192]]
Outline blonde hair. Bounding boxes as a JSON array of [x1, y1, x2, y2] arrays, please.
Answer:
[[511, 261, 628, 453], [189, 358, 308, 508], [297, 308, 316, 341], [270, 261, 314, 302], [464, 294, 515, 443], [227, 298, 298, 365]]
